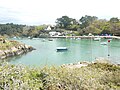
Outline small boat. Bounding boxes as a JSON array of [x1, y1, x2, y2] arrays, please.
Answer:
[[28, 36, 32, 39], [100, 42, 107, 45], [13, 36, 17, 39], [76, 38, 81, 40], [48, 38, 53, 41], [56, 47, 68, 51], [94, 37, 101, 41], [32, 38, 39, 40], [42, 39, 45, 42]]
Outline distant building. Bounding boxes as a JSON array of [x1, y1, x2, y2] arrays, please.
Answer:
[[49, 31, 61, 36], [88, 33, 92, 36]]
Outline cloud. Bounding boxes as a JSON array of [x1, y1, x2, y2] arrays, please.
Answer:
[[0, 7, 19, 23], [0, 0, 120, 25]]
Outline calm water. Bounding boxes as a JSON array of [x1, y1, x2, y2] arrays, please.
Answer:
[[8, 38, 120, 66]]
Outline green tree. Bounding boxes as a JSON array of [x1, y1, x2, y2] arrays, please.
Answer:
[[35, 25, 47, 31], [79, 15, 98, 29], [68, 19, 80, 31], [56, 16, 72, 29], [110, 17, 119, 23]]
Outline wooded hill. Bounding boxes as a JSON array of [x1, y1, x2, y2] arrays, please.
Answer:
[[1, 15, 120, 37]]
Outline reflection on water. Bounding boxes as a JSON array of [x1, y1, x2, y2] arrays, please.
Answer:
[[6, 38, 120, 66]]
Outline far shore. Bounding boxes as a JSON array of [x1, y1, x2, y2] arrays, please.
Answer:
[[49, 35, 120, 39]]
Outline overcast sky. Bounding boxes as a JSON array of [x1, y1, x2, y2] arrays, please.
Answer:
[[0, 0, 120, 25]]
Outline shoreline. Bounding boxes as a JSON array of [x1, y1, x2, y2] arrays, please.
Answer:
[[0, 38, 35, 59], [61, 59, 120, 69], [49, 35, 120, 39]]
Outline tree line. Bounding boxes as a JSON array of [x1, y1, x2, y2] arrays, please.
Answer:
[[56, 15, 120, 35], [0, 15, 120, 37], [0, 23, 48, 37]]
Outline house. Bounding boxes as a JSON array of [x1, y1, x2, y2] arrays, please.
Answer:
[[49, 31, 61, 36]]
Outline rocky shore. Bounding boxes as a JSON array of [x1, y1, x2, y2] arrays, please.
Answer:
[[0, 38, 35, 59], [61, 59, 119, 69]]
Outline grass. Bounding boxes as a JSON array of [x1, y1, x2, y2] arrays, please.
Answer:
[[0, 62, 119, 90]]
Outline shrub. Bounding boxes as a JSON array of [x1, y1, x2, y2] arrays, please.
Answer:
[[0, 62, 119, 90]]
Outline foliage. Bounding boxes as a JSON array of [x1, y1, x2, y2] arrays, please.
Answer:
[[81, 25, 101, 34], [0, 62, 119, 90], [0, 23, 25, 36], [56, 16, 80, 31], [110, 17, 119, 23], [1, 16, 120, 37], [56, 15, 120, 36], [79, 15, 98, 29], [35, 25, 47, 31], [56, 16, 73, 29]]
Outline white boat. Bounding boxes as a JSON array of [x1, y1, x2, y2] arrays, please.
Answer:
[[100, 42, 107, 45], [94, 37, 101, 41], [28, 36, 31, 39], [76, 38, 81, 40], [42, 39, 45, 42], [32, 38, 39, 40], [56, 47, 68, 51]]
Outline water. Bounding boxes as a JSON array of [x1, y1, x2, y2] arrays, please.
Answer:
[[7, 38, 120, 66]]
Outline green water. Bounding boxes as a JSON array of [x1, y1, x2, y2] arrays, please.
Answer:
[[8, 38, 120, 66]]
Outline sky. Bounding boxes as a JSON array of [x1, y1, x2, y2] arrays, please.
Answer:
[[0, 0, 120, 25]]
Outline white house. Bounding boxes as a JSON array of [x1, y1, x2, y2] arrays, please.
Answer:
[[49, 31, 61, 36]]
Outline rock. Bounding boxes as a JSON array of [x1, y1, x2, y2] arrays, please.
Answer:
[[62, 61, 89, 69], [80, 61, 91, 65], [0, 38, 35, 59], [0, 38, 8, 43], [15, 50, 24, 55], [11, 47, 18, 53], [94, 57, 111, 64], [0, 50, 6, 59], [4, 50, 14, 57]]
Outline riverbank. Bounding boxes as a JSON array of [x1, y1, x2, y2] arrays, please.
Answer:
[[0, 61, 119, 90], [0, 38, 35, 59]]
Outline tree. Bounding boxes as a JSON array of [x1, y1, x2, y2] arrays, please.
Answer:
[[0, 23, 25, 36], [79, 15, 98, 29], [56, 16, 72, 29], [109, 17, 120, 35], [110, 17, 119, 23]]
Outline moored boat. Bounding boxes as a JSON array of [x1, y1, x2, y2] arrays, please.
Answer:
[[94, 37, 101, 41], [100, 42, 107, 45], [56, 47, 68, 51]]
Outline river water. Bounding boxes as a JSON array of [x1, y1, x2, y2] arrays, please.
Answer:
[[7, 38, 120, 66]]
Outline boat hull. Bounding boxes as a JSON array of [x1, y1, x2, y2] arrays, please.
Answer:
[[56, 47, 68, 51]]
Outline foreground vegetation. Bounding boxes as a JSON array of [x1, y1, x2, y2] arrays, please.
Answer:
[[0, 62, 119, 90]]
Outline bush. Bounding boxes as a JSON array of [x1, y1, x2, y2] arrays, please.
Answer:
[[0, 62, 119, 90]]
